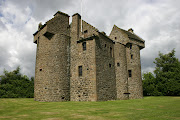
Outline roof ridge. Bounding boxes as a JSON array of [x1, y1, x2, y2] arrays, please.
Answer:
[[114, 25, 145, 42], [82, 20, 99, 32]]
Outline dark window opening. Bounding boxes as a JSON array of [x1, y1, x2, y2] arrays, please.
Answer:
[[131, 54, 133, 59], [128, 70, 132, 77], [78, 95, 81, 97], [37, 37, 40, 47], [109, 64, 112, 68], [84, 30, 88, 33], [115, 37, 117, 40], [62, 97, 65, 99], [78, 66, 82, 76], [110, 47, 113, 57], [82, 42, 86, 51], [130, 44, 132, 49], [117, 63, 120, 67], [44, 32, 54, 40], [105, 44, 106, 47], [40, 69, 42, 71]]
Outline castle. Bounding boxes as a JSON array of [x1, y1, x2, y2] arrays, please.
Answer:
[[33, 11, 145, 102]]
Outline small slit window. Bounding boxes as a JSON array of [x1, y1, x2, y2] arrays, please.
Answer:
[[110, 47, 113, 57], [131, 55, 133, 59], [78, 66, 82, 76], [117, 63, 120, 67], [130, 44, 132, 49], [105, 44, 106, 47], [109, 64, 112, 68], [84, 30, 88, 33], [128, 70, 132, 77], [82, 42, 86, 51]]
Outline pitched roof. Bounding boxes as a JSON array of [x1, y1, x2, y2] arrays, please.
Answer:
[[115, 25, 145, 43]]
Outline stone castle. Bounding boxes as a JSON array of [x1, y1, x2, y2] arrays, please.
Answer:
[[33, 11, 145, 102]]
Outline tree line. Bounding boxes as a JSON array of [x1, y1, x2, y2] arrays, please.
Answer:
[[143, 49, 180, 96], [0, 67, 34, 98]]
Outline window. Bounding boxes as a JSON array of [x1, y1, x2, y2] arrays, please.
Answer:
[[105, 44, 106, 47], [128, 70, 132, 77], [110, 47, 113, 57], [115, 37, 117, 40], [84, 30, 88, 33], [40, 69, 42, 71], [78, 66, 82, 76], [82, 42, 86, 51], [109, 64, 112, 68], [37, 37, 40, 48], [131, 54, 133, 59], [130, 44, 132, 49], [117, 63, 120, 67]]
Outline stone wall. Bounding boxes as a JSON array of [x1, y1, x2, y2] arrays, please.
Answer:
[[114, 43, 129, 100], [126, 43, 143, 99], [96, 33, 117, 101], [70, 14, 97, 101], [34, 12, 70, 102], [34, 11, 145, 102]]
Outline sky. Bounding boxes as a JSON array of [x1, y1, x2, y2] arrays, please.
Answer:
[[0, 0, 180, 78]]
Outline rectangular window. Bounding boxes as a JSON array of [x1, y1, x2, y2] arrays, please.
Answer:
[[128, 70, 132, 77], [117, 63, 120, 67], [109, 64, 112, 68], [82, 42, 86, 51], [110, 47, 113, 57], [131, 54, 133, 59], [78, 66, 82, 76], [130, 44, 132, 49]]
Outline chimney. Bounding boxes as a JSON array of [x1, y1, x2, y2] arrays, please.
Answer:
[[128, 28, 134, 33], [72, 13, 81, 40]]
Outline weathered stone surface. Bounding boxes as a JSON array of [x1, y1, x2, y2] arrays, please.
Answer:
[[33, 11, 145, 102]]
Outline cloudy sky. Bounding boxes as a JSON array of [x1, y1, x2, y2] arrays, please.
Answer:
[[0, 0, 180, 78]]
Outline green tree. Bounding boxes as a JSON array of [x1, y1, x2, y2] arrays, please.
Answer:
[[143, 49, 180, 96], [0, 67, 34, 98]]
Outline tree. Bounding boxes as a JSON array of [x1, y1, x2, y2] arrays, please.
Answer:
[[0, 67, 34, 98], [143, 49, 180, 96]]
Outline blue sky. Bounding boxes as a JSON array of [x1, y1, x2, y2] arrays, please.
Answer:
[[0, 0, 180, 77]]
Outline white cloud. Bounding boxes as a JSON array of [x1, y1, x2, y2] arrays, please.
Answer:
[[0, 0, 180, 77]]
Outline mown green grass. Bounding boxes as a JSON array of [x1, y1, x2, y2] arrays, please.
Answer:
[[0, 97, 179, 120]]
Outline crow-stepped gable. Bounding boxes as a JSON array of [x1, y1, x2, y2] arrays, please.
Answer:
[[33, 11, 145, 102]]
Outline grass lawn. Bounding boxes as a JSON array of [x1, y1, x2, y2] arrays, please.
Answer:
[[0, 96, 179, 120]]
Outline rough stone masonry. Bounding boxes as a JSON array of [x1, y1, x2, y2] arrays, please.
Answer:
[[33, 11, 145, 102]]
